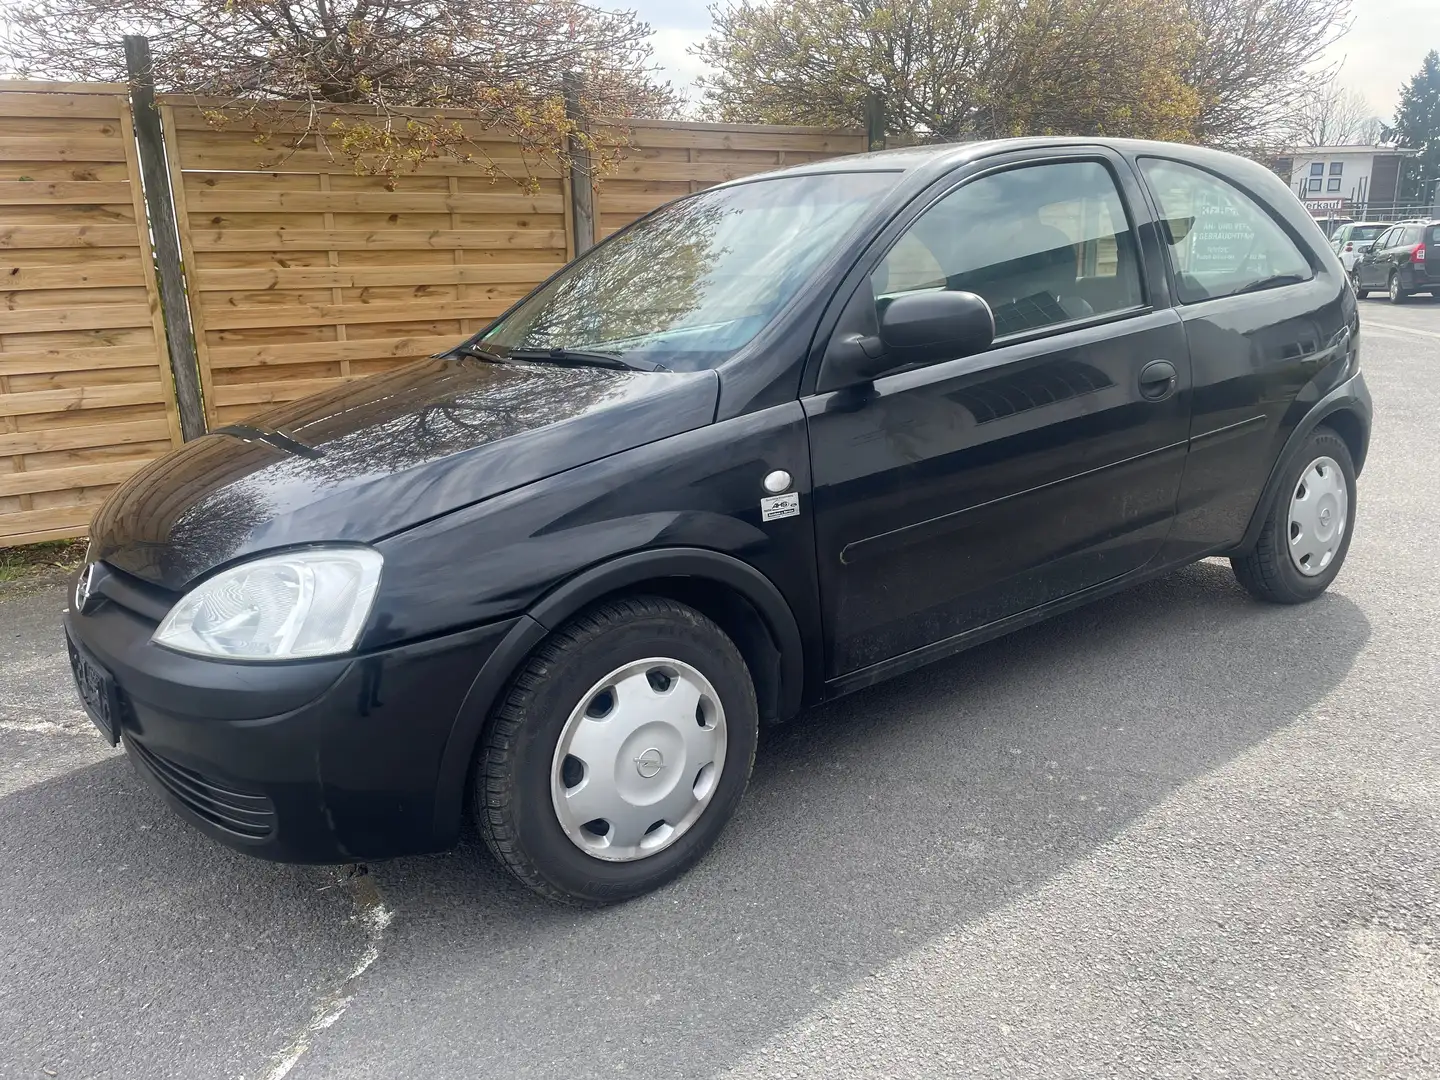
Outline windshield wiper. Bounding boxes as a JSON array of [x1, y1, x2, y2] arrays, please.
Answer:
[[1235, 274, 1309, 295], [451, 342, 508, 363], [504, 348, 670, 373]]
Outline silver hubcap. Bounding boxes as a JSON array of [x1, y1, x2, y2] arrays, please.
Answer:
[[1287, 455, 1347, 577], [551, 658, 726, 862], [1391, 275, 1400, 300]]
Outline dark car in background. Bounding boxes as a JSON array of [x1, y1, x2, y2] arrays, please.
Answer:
[[1352, 219, 1440, 301], [64, 137, 1371, 905]]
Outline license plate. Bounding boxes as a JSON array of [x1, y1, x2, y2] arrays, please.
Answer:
[[65, 631, 121, 747]]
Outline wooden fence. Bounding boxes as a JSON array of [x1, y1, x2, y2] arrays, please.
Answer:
[[0, 82, 865, 545], [595, 118, 871, 239], [0, 81, 181, 546]]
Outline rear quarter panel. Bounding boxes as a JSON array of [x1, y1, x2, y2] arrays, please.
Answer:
[[1127, 149, 1357, 561]]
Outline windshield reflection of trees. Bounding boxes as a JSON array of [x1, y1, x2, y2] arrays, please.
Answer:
[[497, 199, 731, 352]]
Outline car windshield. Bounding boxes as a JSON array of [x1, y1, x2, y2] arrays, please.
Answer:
[[477, 171, 899, 371], [1352, 226, 1384, 241]]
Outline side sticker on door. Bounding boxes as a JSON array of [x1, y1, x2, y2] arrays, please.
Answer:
[[761, 493, 800, 521]]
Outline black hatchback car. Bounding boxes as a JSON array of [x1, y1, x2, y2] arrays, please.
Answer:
[[1351, 219, 1440, 301], [65, 138, 1371, 904]]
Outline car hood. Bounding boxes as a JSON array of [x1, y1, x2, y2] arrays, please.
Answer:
[[90, 356, 720, 591]]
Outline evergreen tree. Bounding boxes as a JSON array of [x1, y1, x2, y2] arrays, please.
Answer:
[[1394, 50, 1440, 204]]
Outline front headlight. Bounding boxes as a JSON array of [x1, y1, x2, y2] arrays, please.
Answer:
[[153, 548, 383, 661]]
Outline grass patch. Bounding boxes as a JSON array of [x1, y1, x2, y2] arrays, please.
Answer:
[[0, 538, 88, 585]]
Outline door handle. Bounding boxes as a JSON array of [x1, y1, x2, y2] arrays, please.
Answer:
[[1138, 359, 1177, 401]]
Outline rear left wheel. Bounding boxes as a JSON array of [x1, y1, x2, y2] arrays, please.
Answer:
[[1231, 427, 1356, 604], [475, 595, 759, 905], [1389, 272, 1408, 304]]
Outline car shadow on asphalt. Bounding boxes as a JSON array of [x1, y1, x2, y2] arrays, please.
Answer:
[[330, 560, 1371, 1077], [0, 560, 1372, 1080]]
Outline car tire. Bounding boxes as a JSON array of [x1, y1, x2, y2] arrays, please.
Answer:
[[1350, 268, 1369, 299], [1230, 427, 1356, 604], [1388, 272, 1408, 304], [475, 595, 759, 905]]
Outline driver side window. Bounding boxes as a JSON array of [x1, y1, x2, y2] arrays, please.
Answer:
[[1138, 157, 1312, 304], [871, 160, 1145, 339]]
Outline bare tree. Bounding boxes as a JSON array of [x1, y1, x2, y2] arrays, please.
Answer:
[[0, 0, 679, 183], [1183, 0, 1353, 147], [1288, 77, 1376, 146]]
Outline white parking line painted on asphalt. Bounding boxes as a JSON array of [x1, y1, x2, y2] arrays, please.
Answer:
[[255, 868, 395, 1080], [1362, 319, 1440, 340]]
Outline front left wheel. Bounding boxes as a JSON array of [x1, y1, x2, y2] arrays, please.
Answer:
[[475, 595, 759, 905]]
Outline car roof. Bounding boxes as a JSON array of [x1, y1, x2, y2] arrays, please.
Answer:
[[713, 135, 1293, 193]]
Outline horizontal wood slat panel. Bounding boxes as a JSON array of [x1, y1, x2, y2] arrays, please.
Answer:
[[0, 418, 172, 457], [207, 334, 459, 368], [0, 92, 126, 119], [0, 227, 143, 253], [0, 180, 134, 204], [0, 80, 128, 96], [193, 263, 557, 291], [0, 503, 104, 541], [0, 304, 156, 333], [0, 382, 169, 418], [189, 227, 568, 251], [623, 129, 866, 152], [212, 377, 357, 407], [200, 298, 507, 330], [0, 137, 130, 161], [0, 263, 148, 290], [0, 345, 164, 376], [0, 457, 147, 498], [184, 188, 563, 214]]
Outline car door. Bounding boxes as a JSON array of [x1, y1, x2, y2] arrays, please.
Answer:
[[803, 151, 1193, 680], [1361, 227, 1399, 287]]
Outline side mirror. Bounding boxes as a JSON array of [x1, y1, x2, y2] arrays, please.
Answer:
[[878, 290, 995, 367]]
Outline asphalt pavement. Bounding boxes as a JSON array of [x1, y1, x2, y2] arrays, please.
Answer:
[[2, 298, 1438, 1080]]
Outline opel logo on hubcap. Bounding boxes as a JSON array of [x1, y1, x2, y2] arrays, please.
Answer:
[[634, 747, 666, 778], [1320, 507, 1332, 526]]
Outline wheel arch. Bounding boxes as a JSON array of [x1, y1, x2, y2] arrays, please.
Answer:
[[1232, 397, 1369, 555], [429, 548, 809, 847]]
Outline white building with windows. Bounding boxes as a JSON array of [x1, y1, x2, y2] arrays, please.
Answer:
[[1275, 144, 1421, 219]]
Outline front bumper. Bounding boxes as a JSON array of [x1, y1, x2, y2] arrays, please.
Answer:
[[64, 591, 517, 863]]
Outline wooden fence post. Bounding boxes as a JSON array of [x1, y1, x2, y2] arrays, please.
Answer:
[[563, 73, 596, 257], [865, 92, 886, 153], [124, 35, 206, 441]]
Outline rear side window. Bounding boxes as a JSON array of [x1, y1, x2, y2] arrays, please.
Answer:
[[1403, 226, 1425, 246], [1139, 158, 1313, 303]]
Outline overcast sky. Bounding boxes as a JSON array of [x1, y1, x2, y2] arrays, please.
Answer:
[[637, 0, 1440, 125]]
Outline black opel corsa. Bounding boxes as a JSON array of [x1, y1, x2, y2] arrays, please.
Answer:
[[65, 138, 1371, 904]]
